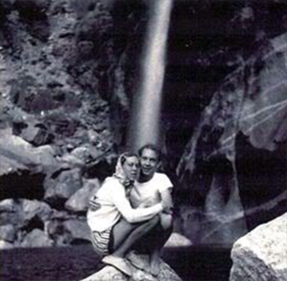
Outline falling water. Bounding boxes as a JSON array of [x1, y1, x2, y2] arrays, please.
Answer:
[[128, 0, 173, 150]]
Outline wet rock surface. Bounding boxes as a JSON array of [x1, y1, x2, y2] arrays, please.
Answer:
[[80, 253, 182, 281], [229, 213, 287, 281]]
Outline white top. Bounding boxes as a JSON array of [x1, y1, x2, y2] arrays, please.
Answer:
[[130, 172, 173, 208], [87, 177, 163, 232]]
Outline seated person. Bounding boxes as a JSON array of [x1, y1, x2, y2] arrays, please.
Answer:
[[129, 144, 174, 276], [87, 152, 169, 276]]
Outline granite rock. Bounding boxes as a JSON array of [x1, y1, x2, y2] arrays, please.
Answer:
[[0, 240, 14, 249], [80, 253, 182, 281], [229, 213, 287, 281], [65, 179, 101, 213], [0, 224, 16, 243], [20, 229, 54, 248]]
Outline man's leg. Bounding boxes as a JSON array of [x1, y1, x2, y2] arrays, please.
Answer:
[[149, 214, 173, 276]]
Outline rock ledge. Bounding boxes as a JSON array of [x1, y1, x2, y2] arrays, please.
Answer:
[[229, 213, 287, 281], [80, 254, 182, 281]]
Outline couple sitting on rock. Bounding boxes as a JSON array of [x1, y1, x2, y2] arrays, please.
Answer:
[[86, 144, 174, 277]]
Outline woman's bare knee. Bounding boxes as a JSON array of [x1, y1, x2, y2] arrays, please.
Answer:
[[111, 219, 138, 250]]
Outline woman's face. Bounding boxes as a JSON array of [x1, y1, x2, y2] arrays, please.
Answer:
[[122, 156, 140, 181]]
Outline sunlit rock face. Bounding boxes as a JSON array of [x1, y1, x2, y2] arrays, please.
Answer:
[[229, 213, 287, 281], [176, 32, 287, 244], [80, 253, 182, 281]]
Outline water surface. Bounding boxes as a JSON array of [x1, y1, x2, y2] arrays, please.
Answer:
[[0, 245, 232, 281]]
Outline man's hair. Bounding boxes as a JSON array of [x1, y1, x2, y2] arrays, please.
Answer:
[[138, 143, 161, 162]]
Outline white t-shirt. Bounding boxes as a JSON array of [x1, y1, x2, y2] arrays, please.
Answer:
[[87, 177, 163, 232], [130, 173, 173, 208]]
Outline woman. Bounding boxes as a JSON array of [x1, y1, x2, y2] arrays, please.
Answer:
[[87, 152, 166, 276]]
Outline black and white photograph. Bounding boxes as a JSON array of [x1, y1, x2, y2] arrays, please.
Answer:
[[0, 0, 286, 280]]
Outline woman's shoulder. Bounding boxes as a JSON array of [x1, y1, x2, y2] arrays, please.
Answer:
[[102, 176, 124, 189]]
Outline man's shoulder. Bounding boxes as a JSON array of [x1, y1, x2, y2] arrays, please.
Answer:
[[154, 172, 173, 188], [153, 172, 170, 180]]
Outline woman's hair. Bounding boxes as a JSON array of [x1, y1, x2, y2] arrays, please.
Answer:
[[113, 152, 139, 185], [120, 152, 139, 166]]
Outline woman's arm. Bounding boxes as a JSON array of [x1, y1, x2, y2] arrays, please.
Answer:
[[112, 189, 163, 223]]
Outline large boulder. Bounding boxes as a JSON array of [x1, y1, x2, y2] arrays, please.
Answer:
[[0, 129, 40, 175], [0, 224, 16, 243], [80, 253, 182, 281], [0, 240, 14, 249], [0, 199, 51, 231], [65, 178, 101, 213], [21, 199, 52, 223], [0, 128, 59, 174], [13, 117, 54, 147], [229, 213, 287, 281], [45, 210, 74, 247], [61, 147, 90, 169], [20, 229, 54, 248], [0, 199, 21, 226], [44, 168, 82, 208], [63, 218, 91, 244], [0, 129, 60, 200], [164, 232, 192, 248]]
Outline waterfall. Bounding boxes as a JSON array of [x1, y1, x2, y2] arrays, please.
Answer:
[[128, 0, 173, 150]]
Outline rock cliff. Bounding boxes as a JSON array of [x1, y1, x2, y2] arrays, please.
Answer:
[[176, 31, 287, 244], [0, 0, 286, 249]]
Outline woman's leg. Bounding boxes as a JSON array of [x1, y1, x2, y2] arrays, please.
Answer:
[[110, 215, 159, 258], [102, 217, 158, 276]]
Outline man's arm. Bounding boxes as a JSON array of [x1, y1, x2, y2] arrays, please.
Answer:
[[160, 188, 174, 214]]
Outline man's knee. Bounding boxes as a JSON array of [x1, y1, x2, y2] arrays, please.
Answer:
[[160, 213, 173, 230]]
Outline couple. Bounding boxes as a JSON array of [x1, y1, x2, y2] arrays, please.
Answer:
[[86, 144, 174, 277]]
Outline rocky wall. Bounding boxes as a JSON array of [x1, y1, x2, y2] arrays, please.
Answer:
[[0, 0, 128, 249], [0, 0, 286, 249], [176, 31, 287, 244]]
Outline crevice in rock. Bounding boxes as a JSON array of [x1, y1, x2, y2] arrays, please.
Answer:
[[22, 215, 44, 233], [235, 132, 287, 230]]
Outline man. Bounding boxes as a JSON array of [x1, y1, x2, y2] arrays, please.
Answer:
[[129, 143, 174, 276]]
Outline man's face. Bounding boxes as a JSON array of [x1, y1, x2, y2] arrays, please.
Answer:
[[139, 148, 159, 178]]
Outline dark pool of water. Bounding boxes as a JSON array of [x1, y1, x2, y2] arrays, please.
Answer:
[[0, 245, 232, 281]]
